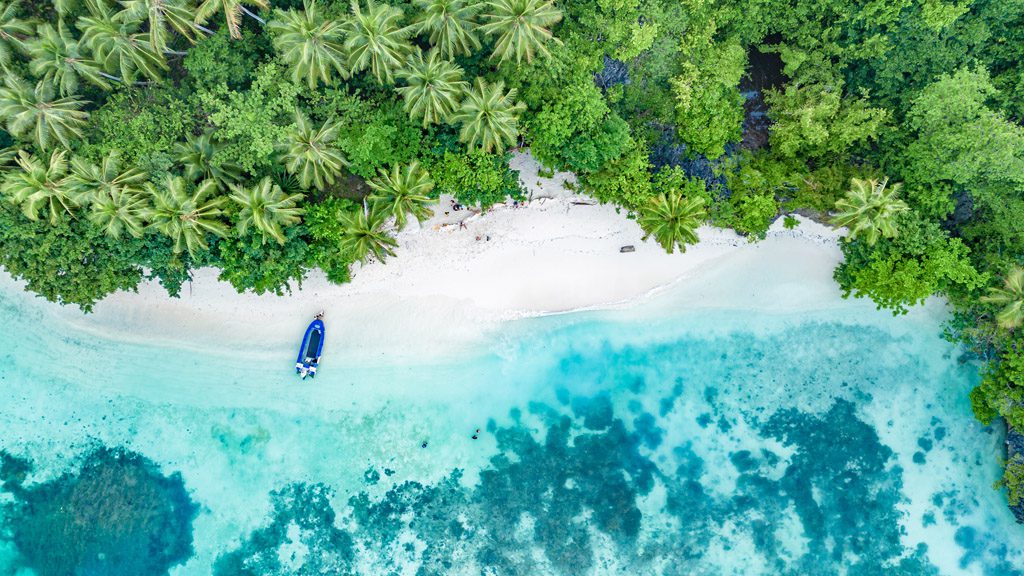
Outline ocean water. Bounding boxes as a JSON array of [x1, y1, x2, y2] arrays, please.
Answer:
[[0, 278, 1022, 575]]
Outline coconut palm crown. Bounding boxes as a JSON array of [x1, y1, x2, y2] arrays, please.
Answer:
[[1, 150, 76, 225], [278, 111, 348, 191], [229, 176, 305, 244], [396, 49, 468, 127], [832, 177, 909, 245], [367, 161, 435, 230], [450, 77, 525, 153], [981, 265, 1024, 330], [343, 0, 414, 85], [268, 0, 349, 88], [144, 176, 229, 257], [413, 0, 481, 59], [196, 0, 269, 39], [0, 76, 89, 150], [28, 21, 111, 95], [0, 1, 33, 71], [338, 203, 398, 263], [638, 192, 706, 253], [174, 131, 243, 188], [67, 151, 149, 239], [116, 0, 200, 53], [479, 0, 562, 64], [68, 150, 148, 205], [78, 0, 169, 83]]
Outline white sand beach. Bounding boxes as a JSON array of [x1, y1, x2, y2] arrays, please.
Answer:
[[9, 152, 849, 361]]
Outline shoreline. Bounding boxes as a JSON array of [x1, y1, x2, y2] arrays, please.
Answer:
[[3, 153, 855, 360]]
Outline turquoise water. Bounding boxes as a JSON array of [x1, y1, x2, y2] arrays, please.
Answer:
[[0, 281, 1022, 574]]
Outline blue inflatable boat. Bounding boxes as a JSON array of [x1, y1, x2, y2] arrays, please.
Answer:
[[295, 312, 325, 379]]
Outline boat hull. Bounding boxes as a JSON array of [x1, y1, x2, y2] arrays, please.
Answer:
[[296, 318, 325, 378]]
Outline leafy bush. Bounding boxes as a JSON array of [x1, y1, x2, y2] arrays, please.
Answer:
[[305, 198, 358, 284], [428, 150, 524, 208], [196, 63, 300, 173], [834, 213, 986, 314], [83, 89, 195, 176], [185, 28, 269, 89], [214, 227, 310, 295]]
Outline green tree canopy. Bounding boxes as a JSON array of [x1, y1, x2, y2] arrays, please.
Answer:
[[196, 0, 269, 40], [0, 0, 32, 72], [116, 0, 199, 53], [764, 81, 889, 161], [78, 0, 168, 83], [174, 131, 243, 188]]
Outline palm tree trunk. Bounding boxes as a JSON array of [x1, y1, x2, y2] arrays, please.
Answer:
[[98, 71, 155, 87], [164, 49, 189, 56], [240, 5, 266, 25], [193, 23, 216, 35]]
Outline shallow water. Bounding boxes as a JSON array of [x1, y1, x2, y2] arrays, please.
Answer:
[[0, 280, 1022, 575]]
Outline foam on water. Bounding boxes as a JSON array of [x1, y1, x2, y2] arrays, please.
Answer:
[[0, 278, 1022, 575]]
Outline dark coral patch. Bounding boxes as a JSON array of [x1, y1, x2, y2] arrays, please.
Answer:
[[215, 483, 354, 575], [2, 447, 197, 576]]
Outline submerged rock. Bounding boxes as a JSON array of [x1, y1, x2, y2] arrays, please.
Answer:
[[1, 447, 198, 576]]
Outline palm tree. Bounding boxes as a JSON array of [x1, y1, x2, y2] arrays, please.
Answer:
[[0, 76, 89, 150], [479, 0, 561, 64], [144, 176, 229, 257], [174, 131, 243, 188], [367, 161, 435, 229], [196, 0, 268, 39], [78, 0, 168, 82], [278, 112, 348, 191], [268, 0, 348, 88], [229, 177, 305, 244], [981, 265, 1024, 330], [396, 49, 468, 127], [450, 77, 525, 153], [337, 201, 397, 262], [68, 151, 147, 203], [1, 150, 76, 225], [28, 21, 111, 95], [638, 193, 705, 253], [116, 0, 200, 53], [832, 177, 909, 245], [0, 1, 33, 71], [338, 203, 397, 263], [413, 0, 480, 59], [88, 188, 149, 238], [343, 0, 414, 85]]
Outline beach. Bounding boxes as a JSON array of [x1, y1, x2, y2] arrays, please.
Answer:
[[1, 153, 1021, 575], [29, 152, 851, 362]]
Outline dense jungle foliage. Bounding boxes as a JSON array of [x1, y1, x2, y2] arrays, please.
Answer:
[[0, 0, 1023, 512]]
